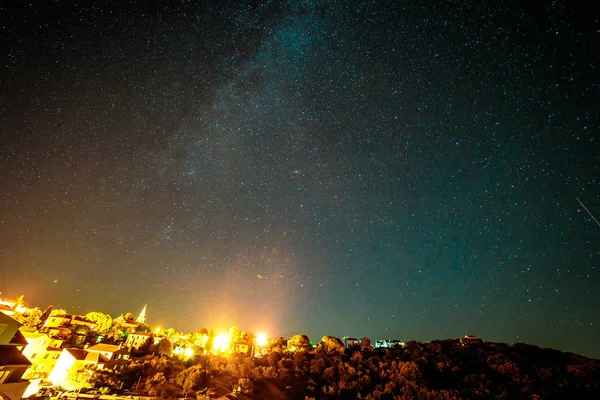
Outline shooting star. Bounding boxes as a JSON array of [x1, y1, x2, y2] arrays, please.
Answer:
[[576, 197, 600, 228]]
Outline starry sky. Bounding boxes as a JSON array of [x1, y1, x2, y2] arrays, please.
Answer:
[[1, 0, 599, 358]]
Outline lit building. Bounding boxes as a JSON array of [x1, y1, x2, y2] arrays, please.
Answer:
[[374, 339, 405, 348], [0, 304, 16, 318], [47, 349, 96, 390], [43, 314, 95, 329], [85, 344, 130, 368], [45, 326, 71, 340], [0, 313, 32, 400], [460, 335, 483, 346], [125, 332, 152, 351], [234, 339, 252, 356], [117, 305, 148, 334], [42, 315, 95, 349], [21, 332, 63, 380], [21, 332, 62, 360], [0, 296, 29, 317], [136, 305, 147, 324], [48, 344, 130, 390], [342, 337, 360, 348]]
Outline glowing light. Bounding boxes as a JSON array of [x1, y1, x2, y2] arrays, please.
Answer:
[[213, 334, 230, 352], [155, 327, 161, 334], [184, 348, 194, 358], [25, 378, 45, 398], [256, 333, 267, 346]]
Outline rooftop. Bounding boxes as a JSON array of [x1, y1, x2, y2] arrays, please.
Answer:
[[87, 343, 128, 354], [129, 332, 152, 337], [65, 348, 88, 360], [0, 346, 32, 366], [10, 330, 28, 346]]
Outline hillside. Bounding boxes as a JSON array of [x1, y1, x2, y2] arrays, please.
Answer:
[[74, 338, 600, 400], [241, 339, 600, 399]]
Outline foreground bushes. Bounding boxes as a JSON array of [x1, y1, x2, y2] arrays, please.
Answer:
[[90, 340, 600, 399]]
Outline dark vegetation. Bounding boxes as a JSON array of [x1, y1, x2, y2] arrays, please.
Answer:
[[87, 339, 600, 399]]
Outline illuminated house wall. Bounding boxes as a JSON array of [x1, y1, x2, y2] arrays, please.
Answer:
[[125, 332, 152, 351], [21, 332, 63, 379], [22, 332, 53, 360], [86, 344, 130, 363], [22, 347, 61, 380], [374, 339, 405, 348], [0, 304, 16, 317], [44, 315, 94, 329], [43, 316, 71, 328], [342, 337, 360, 348], [47, 349, 94, 390]]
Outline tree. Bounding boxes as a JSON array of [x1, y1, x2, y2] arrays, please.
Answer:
[[321, 336, 345, 354], [66, 332, 87, 348], [136, 324, 151, 333], [164, 328, 181, 343], [133, 336, 153, 356], [156, 338, 173, 356], [229, 325, 242, 343], [145, 372, 174, 398], [288, 334, 311, 352], [190, 331, 209, 348], [198, 328, 209, 336], [89, 368, 122, 389], [174, 365, 209, 398], [233, 378, 254, 395], [123, 312, 136, 322], [265, 337, 285, 353], [86, 312, 113, 334], [15, 309, 43, 331], [107, 325, 128, 340], [63, 366, 94, 391]]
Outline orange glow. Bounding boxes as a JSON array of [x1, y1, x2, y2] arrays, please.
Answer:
[[256, 333, 267, 346], [213, 333, 230, 352]]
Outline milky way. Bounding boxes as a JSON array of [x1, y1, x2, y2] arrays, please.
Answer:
[[1, 1, 598, 358]]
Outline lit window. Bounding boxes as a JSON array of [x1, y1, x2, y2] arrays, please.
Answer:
[[0, 370, 11, 384]]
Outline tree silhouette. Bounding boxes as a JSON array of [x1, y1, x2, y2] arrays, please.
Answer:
[[287, 334, 311, 352], [15, 309, 43, 331], [175, 365, 209, 398], [85, 312, 113, 333], [155, 337, 173, 356], [123, 312, 136, 322], [320, 336, 345, 354]]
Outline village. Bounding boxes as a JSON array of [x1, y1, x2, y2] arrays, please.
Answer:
[[0, 294, 420, 399]]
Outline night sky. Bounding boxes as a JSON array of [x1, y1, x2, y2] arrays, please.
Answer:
[[1, 1, 599, 358]]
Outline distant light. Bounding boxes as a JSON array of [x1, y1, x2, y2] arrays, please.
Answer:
[[184, 348, 194, 358], [256, 333, 267, 347], [213, 334, 230, 352]]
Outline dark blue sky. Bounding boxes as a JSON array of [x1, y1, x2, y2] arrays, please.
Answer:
[[1, 0, 599, 358]]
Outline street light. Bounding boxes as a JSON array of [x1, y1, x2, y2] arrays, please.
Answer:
[[256, 333, 267, 347]]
